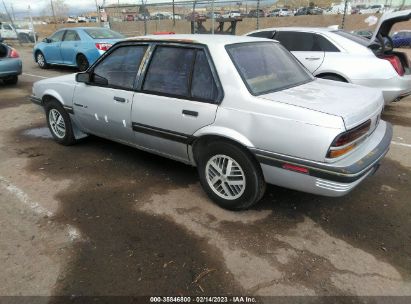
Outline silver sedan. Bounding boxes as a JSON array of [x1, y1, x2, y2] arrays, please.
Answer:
[[30, 34, 391, 210]]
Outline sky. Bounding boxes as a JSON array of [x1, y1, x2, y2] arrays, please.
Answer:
[[1, 0, 275, 17]]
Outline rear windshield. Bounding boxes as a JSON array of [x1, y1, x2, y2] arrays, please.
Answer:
[[333, 30, 370, 46], [84, 28, 124, 39], [226, 42, 313, 95]]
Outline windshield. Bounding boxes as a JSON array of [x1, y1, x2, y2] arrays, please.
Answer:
[[226, 42, 313, 95], [84, 28, 124, 39]]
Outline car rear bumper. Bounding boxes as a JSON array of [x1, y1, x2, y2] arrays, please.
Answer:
[[250, 121, 392, 197], [352, 75, 411, 105], [0, 59, 22, 78]]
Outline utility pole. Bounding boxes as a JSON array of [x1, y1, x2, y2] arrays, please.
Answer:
[[28, 5, 36, 43], [50, 0, 57, 28], [94, 0, 101, 25], [256, 0, 260, 30], [10, 3, 15, 21], [142, 0, 147, 35]]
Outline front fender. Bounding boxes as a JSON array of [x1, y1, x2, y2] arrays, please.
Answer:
[[42, 89, 66, 106]]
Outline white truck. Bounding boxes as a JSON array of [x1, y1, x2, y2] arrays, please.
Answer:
[[0, 22, 37, 42]]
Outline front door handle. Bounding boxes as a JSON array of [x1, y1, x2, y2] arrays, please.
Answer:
[[182, 110, 198, 117], [113, 96, 126, 102], [305, 57, 320, 60]]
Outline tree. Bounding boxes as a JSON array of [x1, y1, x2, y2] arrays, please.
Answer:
[[42, 0, 69, 22]]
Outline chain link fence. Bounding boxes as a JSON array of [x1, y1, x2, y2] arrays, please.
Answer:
[[1, 0, 410, 45]]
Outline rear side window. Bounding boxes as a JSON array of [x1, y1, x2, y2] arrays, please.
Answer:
[[143, 46, 219, 102], [276, 31, 339, 52], [248, 30, 275, 39], [92, 45, 147, 90], [191, 50, 218, 101]]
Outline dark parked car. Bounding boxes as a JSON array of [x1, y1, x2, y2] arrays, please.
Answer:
[[248, 9, 265, 18], [392, 31, 411, 48], [0, 38, 22, 85]]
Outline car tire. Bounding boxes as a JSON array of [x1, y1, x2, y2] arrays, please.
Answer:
[[36, 51, 48, 69], [45, 100, 76, 146], [3, 76, 18, 85], [197, 140, 266, 210], [76, 54, 89, 72], [318, 74, 347, 82]]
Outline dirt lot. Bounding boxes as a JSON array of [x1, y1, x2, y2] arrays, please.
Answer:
[[0, 46, 411, 301]]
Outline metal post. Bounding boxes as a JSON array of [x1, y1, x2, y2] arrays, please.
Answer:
[[28, 5, 36, 43], [341, 0, 348, 29], [142, 0, 147, 35], [172, 0, 175, 27], [211, 0, 215, 34], [256, 0, 260, 30], [95, 0, 101, 25]]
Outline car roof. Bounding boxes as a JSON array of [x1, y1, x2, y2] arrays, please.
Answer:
[[252, 27, 336, 33], [125, 34, 273, 46], [56, 27, 108, 31]]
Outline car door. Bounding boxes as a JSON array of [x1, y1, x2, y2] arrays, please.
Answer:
[[72, 44, 148, 144], [43, 30, 65, 64], [131, 44, 222, 163], [275, 31, 325, 73], [60, 30, 81, 65]]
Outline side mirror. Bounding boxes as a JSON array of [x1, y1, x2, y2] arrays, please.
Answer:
[[76, 72, 90, 83], [42, 38, 51, 43]]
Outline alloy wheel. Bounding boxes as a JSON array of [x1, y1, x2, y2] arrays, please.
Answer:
[[48, 109, 66, 139], [205, 154, 246, 200]]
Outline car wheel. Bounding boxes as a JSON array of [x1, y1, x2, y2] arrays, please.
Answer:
[[197, 141, 266, 210], [3, 76, 18, 85], [36, 51, 48, 69], [45, 100, 76, 146], [318, 74, 347, 82], [76, 54, 89, 72]]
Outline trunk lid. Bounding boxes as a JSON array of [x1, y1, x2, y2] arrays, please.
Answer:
[[370, 9, 411, 42], [258, 78, 384, 130]]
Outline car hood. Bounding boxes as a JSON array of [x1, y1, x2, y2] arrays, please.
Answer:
[[258, 78, 384, 130], [370, 9, 411, 42]]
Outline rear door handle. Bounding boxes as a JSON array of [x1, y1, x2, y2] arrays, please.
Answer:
[[182, 110, 198, 117], [113, 96, 126, 102]]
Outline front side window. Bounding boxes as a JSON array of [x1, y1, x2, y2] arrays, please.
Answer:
[[143, 46, 195, 97], [3, 24, 12, 30], [92, 45, 147, 89], [49, 31, 65, 42], [63, 30, 80, 41], [227, 42, 313, 95]]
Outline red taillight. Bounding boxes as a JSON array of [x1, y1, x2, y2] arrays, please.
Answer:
[[327, 120, 371, 158], [382, 55, 404, 76], [9, 48, 19, 58], [95, 43, 112, 51]]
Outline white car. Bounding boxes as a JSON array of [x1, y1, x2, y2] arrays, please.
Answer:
[[222, 11, 241, 18], [269, 8, 293, 17], [247, 9, 411, 104]]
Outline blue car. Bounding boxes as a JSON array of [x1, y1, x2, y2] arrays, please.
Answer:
[[33, 27, 125, 71], [0, 39, 22, 85], [391, 31, 411, 48]]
